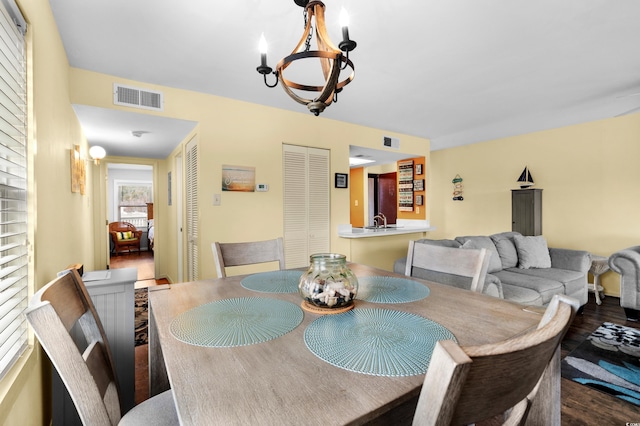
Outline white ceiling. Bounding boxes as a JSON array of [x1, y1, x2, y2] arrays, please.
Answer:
[[50, 0, 640, 161]]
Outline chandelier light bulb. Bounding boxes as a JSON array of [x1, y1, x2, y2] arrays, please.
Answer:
[[339, 7, 350, 28], [259, 33, 268, 54]]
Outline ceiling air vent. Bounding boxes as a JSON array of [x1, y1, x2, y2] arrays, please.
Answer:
[[113, 83, 164, 111], [383, 136, 400, 149]]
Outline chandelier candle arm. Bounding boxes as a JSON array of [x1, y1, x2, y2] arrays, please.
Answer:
[[257, 33, 277, 87]]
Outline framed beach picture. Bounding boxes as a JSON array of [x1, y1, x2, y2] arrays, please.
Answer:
[[415, 164, 423, 175], [222, 165, 256, 192]]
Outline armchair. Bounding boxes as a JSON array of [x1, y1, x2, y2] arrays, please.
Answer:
[[608, 246, 640, 321], [108, 221, 142, 256]]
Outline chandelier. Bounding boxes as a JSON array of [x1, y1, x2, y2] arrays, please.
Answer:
[[256, 0, 356, 116]]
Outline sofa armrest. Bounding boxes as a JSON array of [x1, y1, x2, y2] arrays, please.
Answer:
[[609, 246, 640, 276], [609, 246, 640, 312], [549, 248, 591, 273]]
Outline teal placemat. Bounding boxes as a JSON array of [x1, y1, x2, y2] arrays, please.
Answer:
[[241, 270, 302, 293], [304, 308, 455, 377], [357, 276, 430, 303], [171, 297, 303, 347]]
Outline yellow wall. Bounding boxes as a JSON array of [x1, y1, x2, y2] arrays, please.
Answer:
[[1, 0, 97, 424], [429, 113, 640, 296], [68, 69, 431, 280]]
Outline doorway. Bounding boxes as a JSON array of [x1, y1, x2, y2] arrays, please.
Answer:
[[106, 163, 155, 283], [367, 172, 397, 226]]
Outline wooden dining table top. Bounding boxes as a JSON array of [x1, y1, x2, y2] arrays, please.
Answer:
[[148, 263, 548, 426]]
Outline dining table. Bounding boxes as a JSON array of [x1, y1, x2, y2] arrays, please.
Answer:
[[148, 263, 558, 425]]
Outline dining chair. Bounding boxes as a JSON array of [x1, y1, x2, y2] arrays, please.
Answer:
[[25, 269, 178, 426], [404, 240, 491, 294], [212, 237, 285, 278], [413, 294, 578, 426]]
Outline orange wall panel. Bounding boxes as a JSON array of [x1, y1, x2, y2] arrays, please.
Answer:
[[349, 167, 365, 227]]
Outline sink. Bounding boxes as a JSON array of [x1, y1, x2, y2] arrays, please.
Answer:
[[363, 225, 403, 230]]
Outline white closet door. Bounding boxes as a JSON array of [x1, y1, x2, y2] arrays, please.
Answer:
[[283, 145, 330, 268], [186, 136, 199, 281]]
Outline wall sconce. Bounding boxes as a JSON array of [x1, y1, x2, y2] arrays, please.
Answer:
[[89, 145, 106, 165]]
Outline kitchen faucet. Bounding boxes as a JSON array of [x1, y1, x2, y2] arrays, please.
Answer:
[[373, 212, 387, 228]]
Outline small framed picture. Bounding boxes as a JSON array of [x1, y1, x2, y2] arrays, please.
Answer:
[[416, 195, 423, 206], [413, 179, 424, 191], [415, 164, 423, 175], [335, 173, 348, 188]]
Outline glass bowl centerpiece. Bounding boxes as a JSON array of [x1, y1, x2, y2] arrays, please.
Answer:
[[299, 253, 358, 310]]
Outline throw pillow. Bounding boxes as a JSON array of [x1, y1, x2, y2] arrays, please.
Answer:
[[458, 237, 502, 273], [513, 235, 551, 269], [490, 232, 519, 269], [116, 231, 133, 241]]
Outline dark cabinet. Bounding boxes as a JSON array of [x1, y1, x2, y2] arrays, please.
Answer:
[[512, 189, 542, 236]]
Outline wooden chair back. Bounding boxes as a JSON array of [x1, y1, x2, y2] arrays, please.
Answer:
[[405, 240, 491, 293], [25, 269, 122, 425], [212, 237, 285, 278], [413, 294, 579, 426]]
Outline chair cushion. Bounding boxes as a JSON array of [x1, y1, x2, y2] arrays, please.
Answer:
[[119, 390, 178, 426], [456, 236, 503, 273], [513, 235, 551, 269], [116, 231, 134, 241]]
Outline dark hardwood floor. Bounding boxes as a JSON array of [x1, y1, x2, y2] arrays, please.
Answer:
[[114, 252, 640, 424], [561, 293, 639, 425]]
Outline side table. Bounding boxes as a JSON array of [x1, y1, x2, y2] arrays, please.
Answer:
[[589, 255, 609, 305]]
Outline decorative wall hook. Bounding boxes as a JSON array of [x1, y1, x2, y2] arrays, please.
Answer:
[[452, 174, 463, 201]]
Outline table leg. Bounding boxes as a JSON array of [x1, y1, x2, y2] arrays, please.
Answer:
[[149, 302, 170, 396]]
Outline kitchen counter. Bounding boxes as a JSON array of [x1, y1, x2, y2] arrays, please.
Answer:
[[338, 219, 434, 239]]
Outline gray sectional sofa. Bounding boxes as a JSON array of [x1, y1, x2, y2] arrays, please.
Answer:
[[393, 231, 591, 307]]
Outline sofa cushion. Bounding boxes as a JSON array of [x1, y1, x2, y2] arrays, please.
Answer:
[[494, 269, 564, 305], [513, 235, 551, 269], [509, 267, 585, 297], [500, 283, 543, 306], [456, 236, 503, 273], [490, 232, 520, 269]]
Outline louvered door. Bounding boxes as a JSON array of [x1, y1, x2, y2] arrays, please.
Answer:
[[283, 145, 330, 268], [186, 137, 199, 281]]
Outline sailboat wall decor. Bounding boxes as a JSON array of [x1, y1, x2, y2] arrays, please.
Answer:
[[517, 167, 534, 188]]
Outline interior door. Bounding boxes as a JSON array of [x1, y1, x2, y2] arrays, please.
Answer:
[[283, 144, 330, 268], [186, 136, 198, 281], [377, 172, 397, 224], [175, 153, 184, 282]]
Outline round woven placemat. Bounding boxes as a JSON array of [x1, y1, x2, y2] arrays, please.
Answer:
[[170, 297, 303, 347], [357, 276, 430, 304], [304, 308, 455, 376], [241, 270, 302, 293]]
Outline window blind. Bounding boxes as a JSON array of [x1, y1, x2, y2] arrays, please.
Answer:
[[0, 0, 27, 380]]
